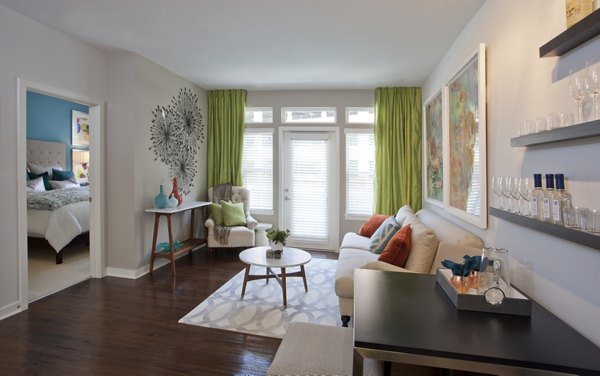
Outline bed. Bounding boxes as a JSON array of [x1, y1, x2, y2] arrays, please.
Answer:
[[26, 140, 90, 264]]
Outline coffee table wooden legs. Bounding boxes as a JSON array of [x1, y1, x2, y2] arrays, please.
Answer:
[[240, 266, 308, 307]]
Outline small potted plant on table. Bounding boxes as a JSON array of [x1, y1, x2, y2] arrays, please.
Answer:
[[266, 228, 290, 258]]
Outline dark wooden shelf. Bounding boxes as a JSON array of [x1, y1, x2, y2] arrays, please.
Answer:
[[490, 207, 600, 250], [153, 238, 205, 259], [540, 9, 600, 57], [511, 119, 600, 146]]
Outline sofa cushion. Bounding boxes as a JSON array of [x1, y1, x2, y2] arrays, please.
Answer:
[[335, 248, 378, 299], [368, 216, 401, 254], [340, 232, 371, 251], [395, 204, 414, 226], [403, 213, 439, 273], [358, 214, 389, 238], [416, 209, 483, 248], [378, 224, 412, 267]]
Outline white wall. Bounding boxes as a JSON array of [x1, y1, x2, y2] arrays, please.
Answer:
[[107, 52, 208, 274], [423, 0, 600, 346], [0, 5, 109, 317], [247, 90, 374, 247]]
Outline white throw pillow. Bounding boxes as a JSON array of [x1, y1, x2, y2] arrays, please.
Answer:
[[368, 216, 401, 254], [25, 176, 45, 192], [49, 180, 80, 190], [27, 162, 62, 179], [394, 204, 414, 226], [403, 213, 439, 273]]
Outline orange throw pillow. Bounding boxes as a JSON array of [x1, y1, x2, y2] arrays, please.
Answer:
[[359, 214, 389, 238], [378, 225, 412, 267]]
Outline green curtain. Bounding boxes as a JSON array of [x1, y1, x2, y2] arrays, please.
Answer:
[[207, 89, 247, 188], [374, 87, 422, 214]]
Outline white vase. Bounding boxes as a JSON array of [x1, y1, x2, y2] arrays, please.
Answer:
[[270, 241, 283, 251]]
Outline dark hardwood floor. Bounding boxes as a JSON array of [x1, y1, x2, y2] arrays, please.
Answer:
[[0, 248, 336, 375]]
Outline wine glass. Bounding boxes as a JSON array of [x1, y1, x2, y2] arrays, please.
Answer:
[[492, 177, 504, 210], [501, 177, 513, 212], [570, 68, 586, 123], [585, 60, 600, 120], [519, 177, 532, 217], [510, 177, 521, 214]]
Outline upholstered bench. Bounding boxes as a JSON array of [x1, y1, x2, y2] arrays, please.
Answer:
[[268, 322, 382, 376]]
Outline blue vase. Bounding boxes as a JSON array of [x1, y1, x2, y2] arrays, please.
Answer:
[[154, 184, 168, 209]]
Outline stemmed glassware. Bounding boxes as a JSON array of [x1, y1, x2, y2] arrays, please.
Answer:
[[519, 177, 532, 217], [509, 178, 521, 214], [501, 177, 513, 212], [492, 177, 504, 210], [570, 68, 586, 123], [585, 60, 600, 121]]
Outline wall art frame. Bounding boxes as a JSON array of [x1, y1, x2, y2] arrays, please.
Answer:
[[71, 110, 90, 147], [443, 43, 487, 228], [423, 89, 444, 208]]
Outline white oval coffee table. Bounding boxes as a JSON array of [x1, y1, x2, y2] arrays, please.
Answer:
[[239, 246, 311, 307]]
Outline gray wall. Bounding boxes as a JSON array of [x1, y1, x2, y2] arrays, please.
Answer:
[[423, 0, 600, 346], [247, 90, 374, 249]]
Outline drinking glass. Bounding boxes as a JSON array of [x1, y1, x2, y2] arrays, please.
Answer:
[[501, 177, 513, 212], [491, 176, 504, 210], [580, 208, 592, 232], [546, 112, 559, 130], [517, 121, 528, 136], [519, 177, 532, 217], [510, 177, 521, 214], [570, 68, 586, 123], [560, 111, 575, 128], [563, 207, 575, 228], [573, 207, 582, 230], [585, 60, 600, 120]]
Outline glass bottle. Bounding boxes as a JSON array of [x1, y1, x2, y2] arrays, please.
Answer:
[[530, 174, 544, 220], [556, 174, 573, 221], [542, 174, 555, 222]]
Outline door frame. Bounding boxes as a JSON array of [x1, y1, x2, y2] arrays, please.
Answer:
[[278, 126, 340, 251], [16, 78, 106, 310]]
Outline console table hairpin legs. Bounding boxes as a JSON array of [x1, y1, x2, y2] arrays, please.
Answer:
[[145, 201, 210, 277]]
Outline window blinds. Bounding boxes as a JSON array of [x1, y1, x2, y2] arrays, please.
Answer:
[[242, 131, 273, 211], [346, 132, 375, 217]]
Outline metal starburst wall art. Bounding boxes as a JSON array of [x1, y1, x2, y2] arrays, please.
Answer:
[[150, 88, 205, 195]]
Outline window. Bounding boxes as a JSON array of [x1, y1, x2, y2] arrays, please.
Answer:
[[282, 107, 336, 124], [345, 130, 375, 218], [245, 107, 273, 124], [242, 129, 274, 213], [346, 107, 374, 124]]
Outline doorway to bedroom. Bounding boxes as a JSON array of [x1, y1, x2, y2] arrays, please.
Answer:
[[25, 91, 92, 301], [17, 78, 105, 311]]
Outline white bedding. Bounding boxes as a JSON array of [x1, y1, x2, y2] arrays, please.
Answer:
[[27, 200, 90, 252]]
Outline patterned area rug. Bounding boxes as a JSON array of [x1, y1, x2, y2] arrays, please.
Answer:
[[179, 258, 340, 338]]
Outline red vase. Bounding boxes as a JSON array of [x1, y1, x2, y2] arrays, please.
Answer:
[[169, 177, 183, 206]]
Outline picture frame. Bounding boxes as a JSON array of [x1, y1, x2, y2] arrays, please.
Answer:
[[423, 89, 444, 208], [443, 43, 487, 228], [72, 149, 90, 184], [71, 110, 90, 147]]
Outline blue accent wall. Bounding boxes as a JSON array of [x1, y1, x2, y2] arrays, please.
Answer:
[[27, 91, 89, 169]]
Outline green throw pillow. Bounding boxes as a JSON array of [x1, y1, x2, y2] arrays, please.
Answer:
[[221, 200, 247, 226], [210, 203, 224, 226]]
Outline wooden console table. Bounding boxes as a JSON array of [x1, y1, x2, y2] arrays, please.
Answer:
[[353, 269, 600, 376], [145, 201, 210, 276]]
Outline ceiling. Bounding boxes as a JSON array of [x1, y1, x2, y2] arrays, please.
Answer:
[[0, 0, 486, 90]]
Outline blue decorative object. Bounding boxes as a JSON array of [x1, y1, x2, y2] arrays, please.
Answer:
[[441, 255, 482, 276], [157, 241, 182, 252], [154, 184, 168, 209]]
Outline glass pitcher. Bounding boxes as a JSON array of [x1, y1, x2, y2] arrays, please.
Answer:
[[478, 247, 511, 298]]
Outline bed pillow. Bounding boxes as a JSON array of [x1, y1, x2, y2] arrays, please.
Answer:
[[25, 176, 45, 193], [221, 200, 247, 226], [210, 203, 224, 226], [28, 162, 61, 178], [49, 180, 80, 190], [27, 171, 51, 190], [52, 168, 77, 183], [358, 214, 389, 238], [368, 216, 401, 254], [378, 224, 412, 267]]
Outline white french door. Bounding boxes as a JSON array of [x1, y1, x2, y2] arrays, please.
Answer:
[[280, 129, 338, 251]]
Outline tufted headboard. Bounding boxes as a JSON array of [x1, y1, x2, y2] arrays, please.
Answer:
[[27, 139, 66, 169]]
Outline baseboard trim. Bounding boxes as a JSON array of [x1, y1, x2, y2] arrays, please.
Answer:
[[0, 301, 23, 320]]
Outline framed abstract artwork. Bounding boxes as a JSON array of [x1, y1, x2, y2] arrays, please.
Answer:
[[71, 110, 90, 147], [72, 149, 90, 184], [423, 90, 443, 207], [444, 43, 487, 228]]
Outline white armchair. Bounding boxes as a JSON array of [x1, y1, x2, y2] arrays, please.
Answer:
[[205, 186, 258, 250]]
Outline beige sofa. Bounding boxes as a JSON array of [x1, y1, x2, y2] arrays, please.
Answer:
[[335, 208, 483, 327]]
